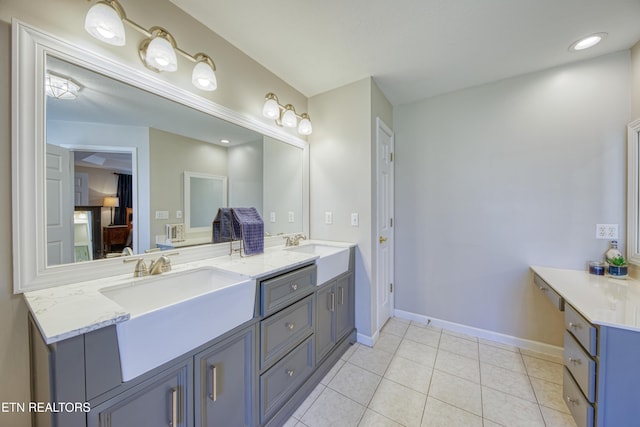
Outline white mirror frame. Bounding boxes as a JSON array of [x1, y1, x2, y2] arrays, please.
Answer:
[[627, 118, 640, 266], [12, 20, 309, 293], [184, 172, 228, 233]]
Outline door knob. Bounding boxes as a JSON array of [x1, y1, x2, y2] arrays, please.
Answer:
[[379, 236, 387, 244]]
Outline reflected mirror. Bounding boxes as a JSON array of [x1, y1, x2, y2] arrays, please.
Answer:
[[44, 55, 303, 266]]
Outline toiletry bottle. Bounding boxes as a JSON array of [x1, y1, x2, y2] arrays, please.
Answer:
[[605, 240, 622, 264]]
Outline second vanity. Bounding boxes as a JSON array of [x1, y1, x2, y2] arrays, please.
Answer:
[[531, 266, 640, 427], [25, 240, 356, 427]]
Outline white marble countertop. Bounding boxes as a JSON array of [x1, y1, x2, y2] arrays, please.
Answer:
[[25, 240, 355, 345], [531, 265, 640, 332]]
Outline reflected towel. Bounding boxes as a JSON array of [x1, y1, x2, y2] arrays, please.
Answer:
[[212, 208, 238, 243], [231, 207, 264, 255]]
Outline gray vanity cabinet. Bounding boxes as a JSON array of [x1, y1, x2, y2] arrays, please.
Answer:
[[87, 361, 191, 427], [194, 325, 256, 427], [316, 273, 354, 362]]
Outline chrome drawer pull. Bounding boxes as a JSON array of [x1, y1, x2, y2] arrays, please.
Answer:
[[209, 365, 218, 401], [287, 369, 295, 377], [170, 387, 178, 426], [339, 287, 344, 305], [286, 322, 295, 331], [566, 396, 579, 406], [538, 286, 548, 291], [330, 292, 336, 312], [291, 283, 298, 291], [568, 322, 581, 330]]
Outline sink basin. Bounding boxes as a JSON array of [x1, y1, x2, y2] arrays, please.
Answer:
[[100, 268, 255, 381], [285, 243, 350, 285]]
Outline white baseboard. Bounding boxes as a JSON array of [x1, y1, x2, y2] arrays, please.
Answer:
[[356, 329, 379, 348], [394, 309, 563, 359]]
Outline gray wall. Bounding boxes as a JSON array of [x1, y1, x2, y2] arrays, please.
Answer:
[[394, 51, 631, 345], [228, 140, 263, 213]]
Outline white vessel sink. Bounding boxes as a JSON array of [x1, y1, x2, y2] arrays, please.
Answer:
[[286, 243, 350, 285], [100, 268, 255, 381]]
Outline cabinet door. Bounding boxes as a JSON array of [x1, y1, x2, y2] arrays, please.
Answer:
[[316, 281, 336, 362], [336, 274, 354, 341], [88, 362, 190, 427], [195, 325, 256, 427]]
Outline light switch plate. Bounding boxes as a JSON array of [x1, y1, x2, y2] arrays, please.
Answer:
[[155, 210, 169, 220], [288, 211, 295, 223], [176, 210, 182, 219], [270, 212, 276, 222]]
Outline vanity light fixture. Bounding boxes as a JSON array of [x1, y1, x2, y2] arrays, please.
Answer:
[[45, 72, 81, 100], [262, 93, 313, 135], [569, 32, 607, 52], [84, 0, 218, 91]]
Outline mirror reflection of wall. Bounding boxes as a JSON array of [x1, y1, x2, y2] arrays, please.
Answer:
[[43, 54, 305, 266]]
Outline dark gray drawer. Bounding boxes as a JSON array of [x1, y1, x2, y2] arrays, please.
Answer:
[[260, 336, 314, 423], [565, 304, 597, 357], [563, 368, 594, 427], [564, 330, 596, 402], [260, 265, 316, 316], [260, 295, 314, 369], [533, 274, 564, 311]]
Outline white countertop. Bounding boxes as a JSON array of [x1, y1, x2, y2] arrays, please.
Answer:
[[25, 240, 355, 344], [531, 265, 640, 332]]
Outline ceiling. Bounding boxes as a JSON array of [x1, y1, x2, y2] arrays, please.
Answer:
[[169, 0, 640, 106]]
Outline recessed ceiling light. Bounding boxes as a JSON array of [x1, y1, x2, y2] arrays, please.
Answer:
[[220, 139, 230, 144], [569, 33, 607, 52]]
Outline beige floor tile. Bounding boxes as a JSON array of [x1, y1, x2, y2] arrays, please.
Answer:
[[482, 386, 545, 427], [373, 332, 403, 354], [404, 324, 441, 348], [293, 383, 326, 419], [410, 320, 442, 332], [479, 338, 519, 353], [480, 362, 536, 402], [434, 349, 480, 383], [396, 339, 438, 367], [438, 334, 479, 360], [381, 318, 410, 337], [441, 329, 478, 342], [320, 359, 345, 385], [522, 355, 563, 384], [540, 406, 578, 427], [479, 344, 526, 374], [368, 378, 427, 427], [348, 345, 394, 376], [482, 420, 505, 427], [342, 342, 361, 361], [328, 362, 382, 406], [428, 370, 482, 416], [301, 387, 366, 427], [530, 377, 570, 413], [421, 397, 483, 427], [384, 355, 433, 394], [358, 409, 403, 427], [520, 348, 564, 364]]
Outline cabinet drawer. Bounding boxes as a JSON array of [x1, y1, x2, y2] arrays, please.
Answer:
[[260, 265, 316, 316], [533, 274, 564, 311], [565, 304, 597, 357], [564, 330, 596, 402], [260, 336, 314, 422], [563, 368, 594, 427], [260, 295, 314, 369]]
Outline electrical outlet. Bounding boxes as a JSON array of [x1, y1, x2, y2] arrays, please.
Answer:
[[176, 210, 182, 219], [155, 210, 169, 220], [351, 213, 359, 227], [324, 211, 333, 225], [288, 211, 295, 223], [596, 224, 618, 239], [270, 212, 276, 223]]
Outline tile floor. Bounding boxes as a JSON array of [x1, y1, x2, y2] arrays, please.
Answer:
[[285, 317, 577, 427]]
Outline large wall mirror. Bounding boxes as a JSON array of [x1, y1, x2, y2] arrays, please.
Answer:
[[12, 21, 309, 292]]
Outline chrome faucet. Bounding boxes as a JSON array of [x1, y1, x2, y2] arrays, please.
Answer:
[[284, 233, 307, 246], [132, 258, 148, 277], [148, 255, 172, 275]]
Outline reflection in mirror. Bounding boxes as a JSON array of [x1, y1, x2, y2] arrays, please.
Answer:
[[44, 55, 304, 266], [627, 119, 640, 266]]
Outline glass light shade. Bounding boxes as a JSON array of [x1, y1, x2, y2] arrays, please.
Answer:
[[263, 98, 280, 119], [144, 36, 178, 72], [84, 2, 126, 46], [192, 61, 217, 91], [298, 117, 313, 135], [281, 108, 297, 127], [45, 74, 80, 100]]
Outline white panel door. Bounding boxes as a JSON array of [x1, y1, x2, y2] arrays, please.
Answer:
[[376, 118, 394, 330], [46, 144, 74, 265]]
